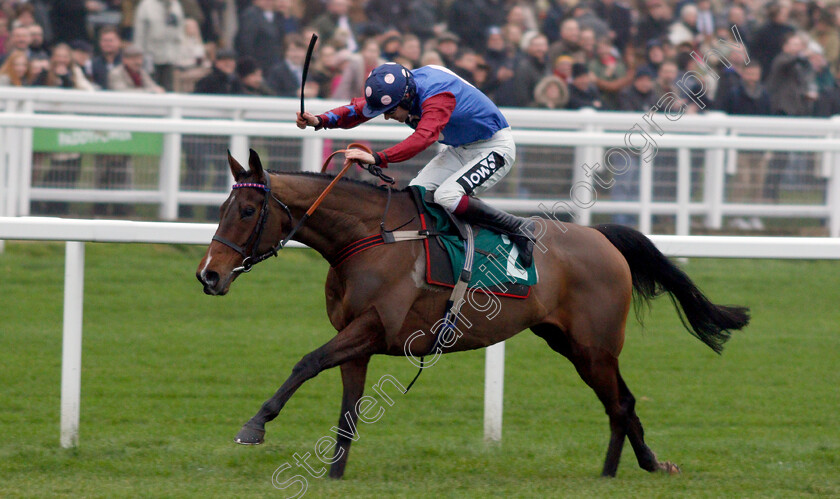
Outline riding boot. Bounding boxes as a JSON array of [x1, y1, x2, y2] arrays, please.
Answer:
[[458, 197, 535, 267]]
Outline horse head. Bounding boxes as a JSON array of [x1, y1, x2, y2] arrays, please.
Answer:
[[196, 149, 290, 295]]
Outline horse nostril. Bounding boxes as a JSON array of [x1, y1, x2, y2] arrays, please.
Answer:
[[204, 270, 220, 287]]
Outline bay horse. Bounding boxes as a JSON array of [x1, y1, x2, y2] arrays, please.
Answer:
[[196, 150, 749, 479]]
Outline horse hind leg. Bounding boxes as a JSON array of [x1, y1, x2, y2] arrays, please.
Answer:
[[532, 325, 627, 476], [618, 375, 681, 474]]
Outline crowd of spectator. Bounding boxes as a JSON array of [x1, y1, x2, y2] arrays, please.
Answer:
[[2, 0, 840, 117]]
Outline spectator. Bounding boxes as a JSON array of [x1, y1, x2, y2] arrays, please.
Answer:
[[194, 48, 243, 94], [31, 42, 93, 216], [593, 0, 632, 52], [49, 0, 99, 43], [178, 17, 208, 69], [0, 14, 8, 57], [0, 49, 29, 86], [553, 54, 573, 83], [531, 74, 568, 109], [330, 37, 383, 99], [542, 0, 565, 44], [396, 34, 421, 69], [237, 56, 273, 95], [612, 67, 659, 226], [635, 0, 672, 48], [13, 2, 51, 42], [547, 18, 581, 63], [766, 33, 816, 116], [590, 38, 632, 110], [275, 0, 301, 35], [751, 1, 796, 81], [197, 0, 226, 44], [789, 0, 810, 30], [310, 44, 348, 98], [311, 0, 358, 52], [435, 32, 460, 68], [809, 46, 834, 94], [173, 17, 209, 92], [27, 24, 48, 59], [718, 62, 771, 223], [509, 33, 548, 107], [505, 3, 538, 35], [579, 28, 597, 61], [719, 63, 771, 115], [810, 9, 840, 75], [364, 0, 404, 33], [569, 3, 610, 41], [381, 33, 402, 62], [31, 42, 94, 90], [419, 49, 444, 67], [727, 5, 754, 48], [91, 26, 122, 89], [69, 40, 93, 80], [133, 0, 186, 91], [567, 62, 602, 109], [108, 43, 164, 92], [640, 39, 665, 76], [452, 49, 479, 85], [654, 60, 679, 98], [618, 66, 658, 111], [695, 0, 716, 44], [402, 0, 437, 43], [447, 0, 505, 51], [669, 4, 700, 47], [1, 25, 31, 63], [28, 53, 49, 83], [265, 34, 309, 97], [235, 0, 285, 74]]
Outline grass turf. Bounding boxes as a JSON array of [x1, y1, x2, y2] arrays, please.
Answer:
[[1, 241, 838, 498]]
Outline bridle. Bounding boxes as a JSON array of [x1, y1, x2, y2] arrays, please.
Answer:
[[211, 144, 394, 274], [211, 173, 295, 274]]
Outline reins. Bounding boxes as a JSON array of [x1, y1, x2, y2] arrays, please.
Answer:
[[215, 144, 394, 274]]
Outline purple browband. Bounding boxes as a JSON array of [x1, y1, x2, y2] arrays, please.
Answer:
[[232, 183, 269, 191]]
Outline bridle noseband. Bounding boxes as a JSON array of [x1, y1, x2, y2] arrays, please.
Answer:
[[211, 174, 295, 273]]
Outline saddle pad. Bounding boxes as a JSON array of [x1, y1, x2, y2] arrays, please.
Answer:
[[409, 186, 538, 299]]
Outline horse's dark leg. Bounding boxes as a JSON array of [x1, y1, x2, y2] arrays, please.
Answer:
[[329, 355, 370, 479], [530, 325, 627, 477], [235, 309, 383, 445], [569, 346, 628, 477], [618, 375, 680, 474]]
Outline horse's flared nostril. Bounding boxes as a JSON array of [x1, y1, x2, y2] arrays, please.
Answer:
[[203, 270, 220, 288]]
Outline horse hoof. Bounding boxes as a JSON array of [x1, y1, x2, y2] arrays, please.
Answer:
[[659, 461, 681, 474], [234, 425, 265, 445]]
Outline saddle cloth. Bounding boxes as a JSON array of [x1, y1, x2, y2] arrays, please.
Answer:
[[408, 186, 538, 299]]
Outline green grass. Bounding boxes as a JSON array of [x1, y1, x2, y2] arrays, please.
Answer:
[[1, 242, 838, 498]]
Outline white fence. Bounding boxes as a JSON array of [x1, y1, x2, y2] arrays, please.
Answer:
[[1, 87, 839, 236], [2, 217, 839, 448]]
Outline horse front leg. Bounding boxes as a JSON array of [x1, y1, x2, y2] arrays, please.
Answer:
[[234, 309, 384, 445], [328, 356, 370, 479]]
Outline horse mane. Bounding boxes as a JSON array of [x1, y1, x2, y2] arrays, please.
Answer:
[[268, 170, 402, 196]]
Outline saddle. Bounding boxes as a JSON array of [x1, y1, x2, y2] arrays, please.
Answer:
[[402, 186, 538, 299]]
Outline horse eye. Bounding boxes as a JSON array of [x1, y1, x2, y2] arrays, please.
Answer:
[[241, 206, 256, 218]]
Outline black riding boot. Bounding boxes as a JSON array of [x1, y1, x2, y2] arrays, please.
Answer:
[[458, 197, 535, 267]]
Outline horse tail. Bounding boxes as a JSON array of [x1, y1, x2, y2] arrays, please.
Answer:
[[594, 224, 750, 354]]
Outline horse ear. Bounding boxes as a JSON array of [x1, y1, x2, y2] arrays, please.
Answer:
[[228, 150, 247, 181], [248, 149, 265, 181]]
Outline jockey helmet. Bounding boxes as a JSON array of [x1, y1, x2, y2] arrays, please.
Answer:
[[362, 63, 415, 118]]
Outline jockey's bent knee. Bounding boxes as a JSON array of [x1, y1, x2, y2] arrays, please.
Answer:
[[433, 185, 466, 213]]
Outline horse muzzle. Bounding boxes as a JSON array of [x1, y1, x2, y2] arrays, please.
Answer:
[[197, 269, 230, 296]]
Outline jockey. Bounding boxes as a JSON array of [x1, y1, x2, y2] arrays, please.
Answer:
[[296, 62, 535, 266]]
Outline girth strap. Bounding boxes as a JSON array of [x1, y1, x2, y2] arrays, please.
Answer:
[[405, 224, 475, 393]]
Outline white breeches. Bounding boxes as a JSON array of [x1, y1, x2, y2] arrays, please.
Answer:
[[408, 127, 516, 211]]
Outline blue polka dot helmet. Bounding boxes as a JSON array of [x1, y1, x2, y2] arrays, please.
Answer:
[[362, 63, 414, 118]]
